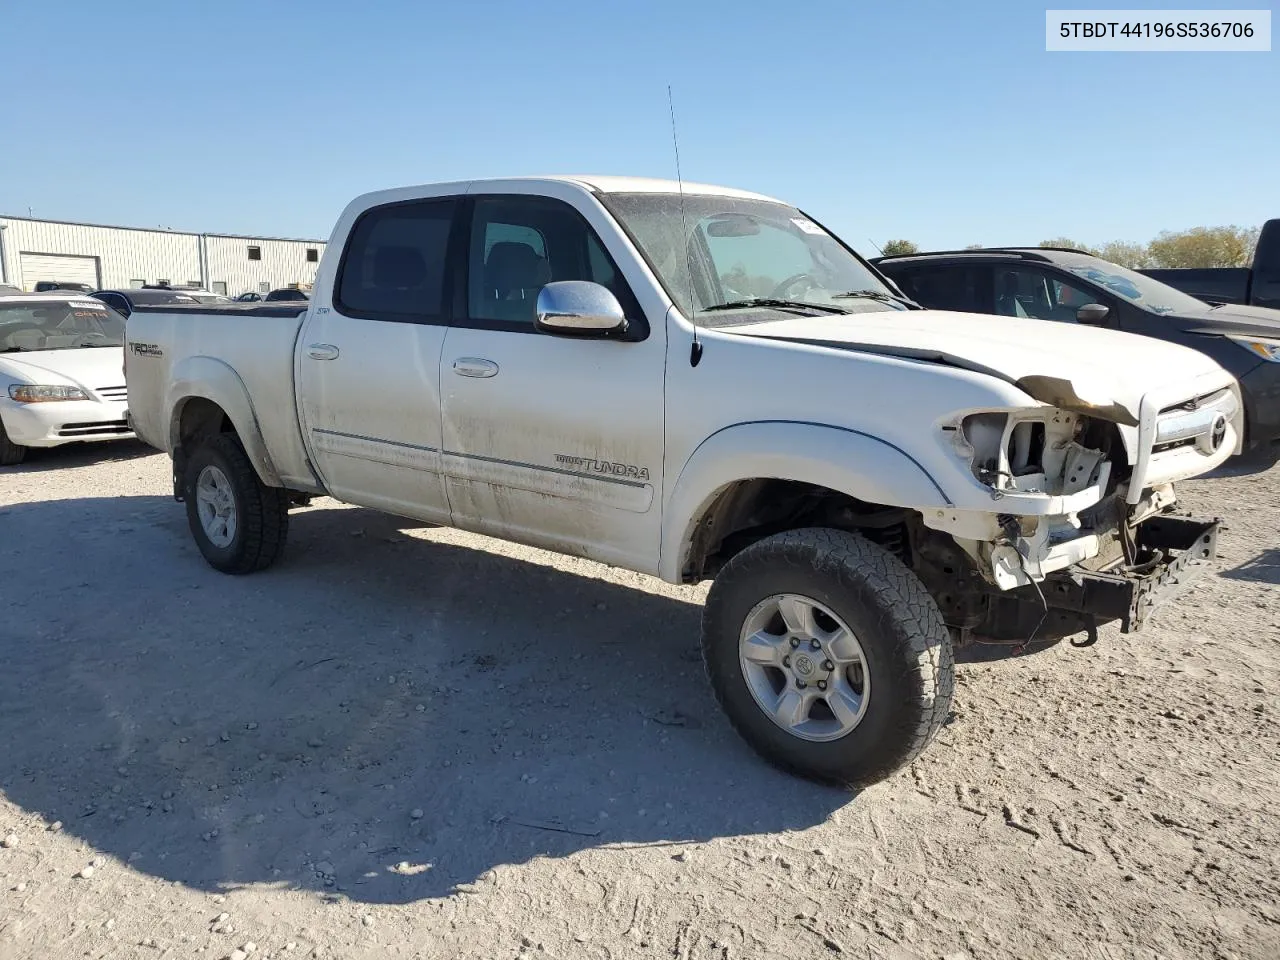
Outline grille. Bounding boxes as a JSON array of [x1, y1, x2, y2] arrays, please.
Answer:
[[96, 386, 128, 401], [1158, 387, 1233, 415], [58, 420, 130, 437], [1152, 387, 1237, 457]]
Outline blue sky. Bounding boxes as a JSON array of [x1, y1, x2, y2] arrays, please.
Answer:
[[2, 0, 1276, 255]]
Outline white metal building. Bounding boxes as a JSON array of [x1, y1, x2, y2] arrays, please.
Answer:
[[0, 215, 326, 295]]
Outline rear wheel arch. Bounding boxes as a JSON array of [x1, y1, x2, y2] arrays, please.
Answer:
[[170, 396, 239, 497], [164, 367, 282, 492]]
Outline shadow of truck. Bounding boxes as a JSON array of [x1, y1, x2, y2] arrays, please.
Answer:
[[0, 495, 851, 903]]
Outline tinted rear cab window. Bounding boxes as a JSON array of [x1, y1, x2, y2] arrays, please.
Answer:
[[337, 198, 457, 321]]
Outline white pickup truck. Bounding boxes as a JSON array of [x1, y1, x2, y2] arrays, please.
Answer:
[[125, 176, 1240, 785]]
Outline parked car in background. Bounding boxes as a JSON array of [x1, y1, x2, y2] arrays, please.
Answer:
[[0, 293, 132, 464], [1141, 219, 1279, 309], [90, 287, 201, 318], [0, 284, 22, 296], [178, 289, 234, 304], [126, 175, 1240, 785], [874, 247, 1280, 450], [34, 281, 95, 294], [234, 290, 309, 302]]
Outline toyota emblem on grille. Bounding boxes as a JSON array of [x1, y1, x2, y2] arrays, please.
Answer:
[[1210, 413, 1227, 451]]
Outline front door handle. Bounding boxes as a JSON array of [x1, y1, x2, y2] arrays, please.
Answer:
[[453, 357, 499, 378], [307, 343, 340, 361]]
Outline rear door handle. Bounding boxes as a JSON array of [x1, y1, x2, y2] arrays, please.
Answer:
[[453, 357, 499, 378], [307, 343, 340, 361]]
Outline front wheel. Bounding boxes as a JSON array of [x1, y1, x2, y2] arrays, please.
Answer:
[[183, 433, 289, 573], [702, 528, 954, 786], [0, 419, 27, 466]]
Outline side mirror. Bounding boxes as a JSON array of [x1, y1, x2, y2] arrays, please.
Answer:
[[535, 281, 627, 337], [1076, 302, 1110, 325]]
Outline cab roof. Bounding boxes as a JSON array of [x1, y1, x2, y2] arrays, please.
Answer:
[[359, 176, 783, 204], [553, 175, 781, 202]]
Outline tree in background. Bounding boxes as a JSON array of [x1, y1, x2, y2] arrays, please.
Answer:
[[1037, 238, 1151, 268], [1095, 241, 1152, 269], [1146, 226, 1260, 268], [881, 239, 919, 256], [1035, 227, 1259, 268], [1039, 238, 1097, 254], [889, 226, 1261, 269]]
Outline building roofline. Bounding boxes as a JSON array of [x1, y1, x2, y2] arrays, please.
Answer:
[[0, 213, 326, 246]]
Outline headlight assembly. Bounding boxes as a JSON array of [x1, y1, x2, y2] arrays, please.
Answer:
[[8, 384, 89, 403], [1229, 336, 1280, 363]]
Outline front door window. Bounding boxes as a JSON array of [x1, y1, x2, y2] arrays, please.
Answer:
[[993, 267, 1102, 322]]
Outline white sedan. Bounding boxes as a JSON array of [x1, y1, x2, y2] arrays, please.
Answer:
[[0, 294, 133, 465]]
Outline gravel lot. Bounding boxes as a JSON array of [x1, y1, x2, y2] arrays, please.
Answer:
[[2, 439, 1278, 960]]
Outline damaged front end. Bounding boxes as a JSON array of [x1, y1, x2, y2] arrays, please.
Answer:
[[977, 513, 1219, 644], [919, 399, 1224, 645]]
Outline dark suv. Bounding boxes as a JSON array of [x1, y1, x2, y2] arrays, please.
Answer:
[[874, 247, 1280, 450], [90, 287, 201, 318]]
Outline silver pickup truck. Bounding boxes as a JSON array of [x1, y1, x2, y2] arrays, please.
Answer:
[[125, 176, 1240, 784]]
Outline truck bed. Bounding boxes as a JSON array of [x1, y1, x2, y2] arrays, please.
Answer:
[[125, 301, 317, 490], [133, 302, 311, 319], [1140, 267, 1251, 306]]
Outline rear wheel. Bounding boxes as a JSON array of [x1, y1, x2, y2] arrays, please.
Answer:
[[702, 528, 954, 786], [0, 420, 27, 466], [183, 433, 289, 573]]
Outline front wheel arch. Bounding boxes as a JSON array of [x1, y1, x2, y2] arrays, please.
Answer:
[[660, 421, 953, 584]]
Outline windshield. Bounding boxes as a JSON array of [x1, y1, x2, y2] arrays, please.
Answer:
[[0, 300, 126, 352], [600, 193, 904, 323], [1057, 254, 1207, 315]]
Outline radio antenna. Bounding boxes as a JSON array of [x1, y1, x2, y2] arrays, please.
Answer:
[[867, 238, 885, 255], [668, 85, 702, 367]]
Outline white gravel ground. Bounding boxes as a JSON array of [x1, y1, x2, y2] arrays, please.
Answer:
[[1, 439, 1277, 960]]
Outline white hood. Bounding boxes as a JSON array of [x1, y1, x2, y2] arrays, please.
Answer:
[[730, 310, 1232, 425], [0, 347, 126, 392]]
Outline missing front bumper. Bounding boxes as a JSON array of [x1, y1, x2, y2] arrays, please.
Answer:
[[977, 514, 1219, 641]]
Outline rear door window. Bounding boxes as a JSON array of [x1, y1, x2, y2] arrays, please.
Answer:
[[888, 264, 988, 313], [336, 198, 459, 322]]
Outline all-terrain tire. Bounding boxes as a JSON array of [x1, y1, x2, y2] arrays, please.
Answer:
[[183, 433, 289, 574], [0, 420, 27, 466], [702, 527, 954, 786]]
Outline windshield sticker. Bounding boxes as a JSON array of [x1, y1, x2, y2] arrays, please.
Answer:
[[790, 218, 825, 236], [70, 300, 105, 309]]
